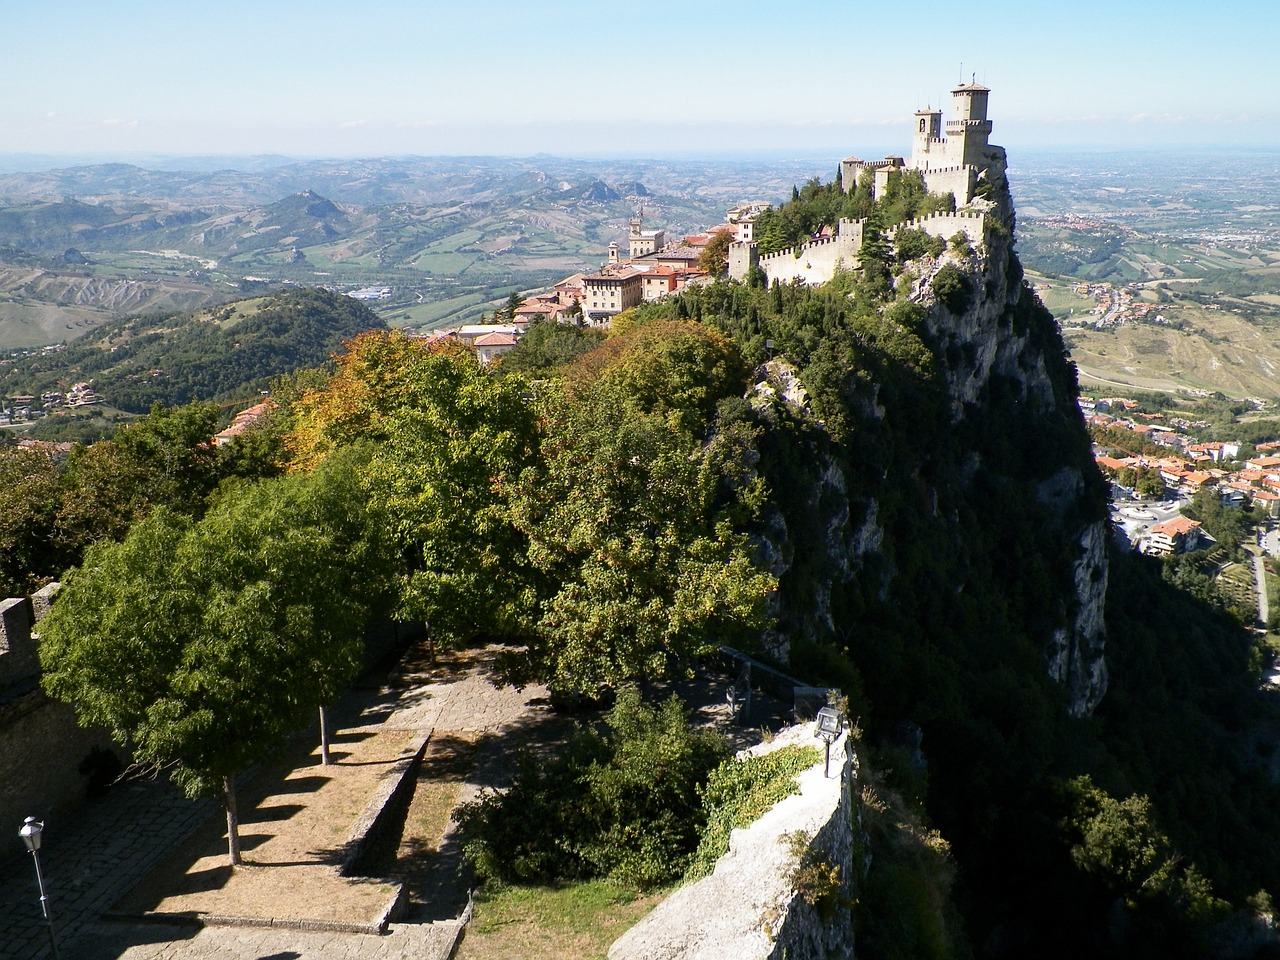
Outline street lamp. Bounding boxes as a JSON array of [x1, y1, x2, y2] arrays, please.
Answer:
[[813, 706, 845, 778], [19, 817, 60, 960]]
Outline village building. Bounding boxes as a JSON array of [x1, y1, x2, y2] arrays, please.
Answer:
[[581, 267, 644, 326], [1143, 516, 1210, 556], [473, 331, 519, 366]]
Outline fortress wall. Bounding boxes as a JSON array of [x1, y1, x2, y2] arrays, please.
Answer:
[[760, 235, 858, 288], [2, 585, 118, 830], [0, 691, 116, 837], [919, 165, 975, 205], [728, 240, 759, 282], [892, 211, 986, 247], [0, 597, 39, 686]]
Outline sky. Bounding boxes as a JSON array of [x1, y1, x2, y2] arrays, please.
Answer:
[[4, 0, 1278, 162]]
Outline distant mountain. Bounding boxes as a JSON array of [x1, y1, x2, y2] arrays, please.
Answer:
[[0, 288, 384, 412], [0, 154, 833, 348], [576, 180, 622, 201]]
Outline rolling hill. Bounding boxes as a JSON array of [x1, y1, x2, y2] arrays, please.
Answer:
[[0, 287, 385, 412]]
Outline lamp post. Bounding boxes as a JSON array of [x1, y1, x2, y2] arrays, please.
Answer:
[[19, 817, 60, 960], [813, 706, 845, 778]]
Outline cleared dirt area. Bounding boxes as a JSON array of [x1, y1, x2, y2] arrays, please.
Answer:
[[112, 728, 416, 926]]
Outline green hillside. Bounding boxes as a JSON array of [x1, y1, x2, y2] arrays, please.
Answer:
[[0, 287, 384, 412]]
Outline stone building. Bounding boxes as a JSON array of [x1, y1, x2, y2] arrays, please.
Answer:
[[729, 82, 1004, 287]]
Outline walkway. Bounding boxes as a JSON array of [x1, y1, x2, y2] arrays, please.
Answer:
[[1, 645, 550, 960], [1255, 553, 1271, 629]]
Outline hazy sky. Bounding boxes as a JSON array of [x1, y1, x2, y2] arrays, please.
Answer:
[[5, 0, 1275, 160]]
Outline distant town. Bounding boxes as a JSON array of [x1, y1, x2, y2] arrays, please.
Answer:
[[1086, 393, 1280, 557]]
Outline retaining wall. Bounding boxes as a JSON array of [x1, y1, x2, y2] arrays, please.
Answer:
[[609, 724, 858, 960]]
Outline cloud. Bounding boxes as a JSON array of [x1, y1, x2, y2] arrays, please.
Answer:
[[102, 117, 139, 128], [339, 120, 367, 129], [1127, 113, 1187, 125]]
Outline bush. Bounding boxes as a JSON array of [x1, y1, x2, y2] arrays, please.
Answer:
[[458, 688, 730, 889], [931, 265, 973, 315], [685, 742, 821, 880], [895, 228, 945, 264]]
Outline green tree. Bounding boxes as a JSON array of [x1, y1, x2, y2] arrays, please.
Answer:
[[697, 231, 734, 277], [39, 451, 388, 864], [0, 446, 63, 596], [56, 401, 223, 553], [511, 322, 773, 692], [496, 319, 606, 376]]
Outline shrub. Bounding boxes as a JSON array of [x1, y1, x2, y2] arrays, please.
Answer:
[[931, 265, 973, 315], [894, 228, 945, 264], [458, 687, 730, 889], [685, 742, 822, 880]]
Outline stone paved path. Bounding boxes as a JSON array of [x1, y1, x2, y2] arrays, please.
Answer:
[[1, 645, 548, 960]]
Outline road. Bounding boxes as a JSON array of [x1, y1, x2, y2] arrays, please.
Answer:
[[1255, 552, 1271, 629]]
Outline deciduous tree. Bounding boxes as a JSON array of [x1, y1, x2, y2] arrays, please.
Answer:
[[39, 450, 388, 864]]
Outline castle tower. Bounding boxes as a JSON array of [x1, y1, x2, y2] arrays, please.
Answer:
[[911, 108, 943, 169], [947, 81, 992, 167], [608, 241, 620, 265]]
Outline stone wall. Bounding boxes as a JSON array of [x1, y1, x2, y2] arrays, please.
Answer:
[[0, 585, 121, 833], [0, 690, 118, 836], [0, 596, 39, 687], [759, 220, 863, 288], [608, 724, 858, 960], [890, 210, 986, 248]]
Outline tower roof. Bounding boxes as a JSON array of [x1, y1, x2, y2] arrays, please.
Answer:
[[952, 82, 990, 93]]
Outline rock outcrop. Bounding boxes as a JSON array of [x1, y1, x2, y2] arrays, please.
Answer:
[[752, 147, 1110, 717]]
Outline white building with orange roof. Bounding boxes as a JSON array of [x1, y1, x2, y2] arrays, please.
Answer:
[[582, 266, 644, 326], [1143, 516, 1209, 556]]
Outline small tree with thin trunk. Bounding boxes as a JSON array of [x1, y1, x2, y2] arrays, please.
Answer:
[[39, 449, 389, 864]]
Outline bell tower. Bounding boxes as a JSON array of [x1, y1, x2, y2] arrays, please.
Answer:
[[912, 107, 943, 169]]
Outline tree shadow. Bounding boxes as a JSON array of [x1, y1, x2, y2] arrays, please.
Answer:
[[246, 803, 305, 823], [62, 920, 201, 960], [268, 775, 330, 794]]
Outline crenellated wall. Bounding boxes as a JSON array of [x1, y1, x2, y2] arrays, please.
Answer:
[[890, 210, 986, 247], [759, 220, 864, 287]]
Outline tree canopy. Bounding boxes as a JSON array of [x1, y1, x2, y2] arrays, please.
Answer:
[[39, 450, 389, 862]]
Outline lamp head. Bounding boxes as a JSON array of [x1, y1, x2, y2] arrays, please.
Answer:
[[19, 816, 43, 853], [814, 706, 844, 742]]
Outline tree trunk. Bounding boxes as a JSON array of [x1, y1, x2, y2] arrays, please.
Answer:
[[319, 704, 331, 766], [224, 774, 242, 866]]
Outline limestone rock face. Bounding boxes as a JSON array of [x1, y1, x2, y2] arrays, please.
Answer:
[[754, 150, 1109, 717]]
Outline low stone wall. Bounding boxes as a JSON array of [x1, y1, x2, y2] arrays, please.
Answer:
[[609, 724, 858, 960], [339, 732, 430, 880]]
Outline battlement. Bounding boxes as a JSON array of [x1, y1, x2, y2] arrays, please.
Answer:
[[891, 211, 986, 249], [759, 234, 839, 264]]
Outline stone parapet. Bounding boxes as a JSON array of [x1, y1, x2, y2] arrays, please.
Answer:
[[609, 723, 858, 960]]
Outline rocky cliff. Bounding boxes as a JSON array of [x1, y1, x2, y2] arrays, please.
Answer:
[[742, 151, 1111, 719]]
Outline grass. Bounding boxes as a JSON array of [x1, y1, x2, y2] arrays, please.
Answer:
[[453, 880, 664, 960]]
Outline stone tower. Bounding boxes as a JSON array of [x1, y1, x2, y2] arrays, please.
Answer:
[[948, 81, 992, 168], [911, 107, 943, 168]]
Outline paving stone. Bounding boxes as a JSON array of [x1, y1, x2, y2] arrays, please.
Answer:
[[0, 646, 541, 960]]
